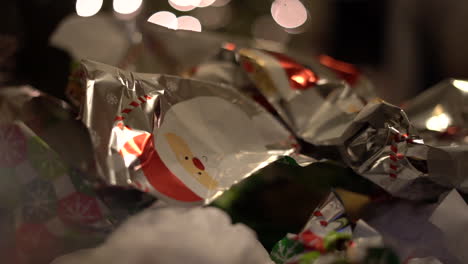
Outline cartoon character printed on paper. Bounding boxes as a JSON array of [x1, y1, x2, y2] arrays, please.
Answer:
[[117, 96, 267, 203]]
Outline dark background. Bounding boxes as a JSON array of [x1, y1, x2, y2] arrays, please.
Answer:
[[4, 0, 468, 103]]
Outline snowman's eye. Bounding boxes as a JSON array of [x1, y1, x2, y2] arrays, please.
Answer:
[[185, 156, 188, 160], [198, 172, 202, 175]]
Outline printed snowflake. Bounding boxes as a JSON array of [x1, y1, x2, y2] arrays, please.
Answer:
[[106, 93, 119, 105], [0, 124, 27, 167], [58, 192, 103, 226], [22, 178, 58, 222], [28, 136, 67, 180]]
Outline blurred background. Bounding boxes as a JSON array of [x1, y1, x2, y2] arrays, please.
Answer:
[[3, 0, 468, 104]]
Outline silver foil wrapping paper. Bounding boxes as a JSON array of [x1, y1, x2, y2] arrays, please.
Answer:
[[80, 60, 296, 205]]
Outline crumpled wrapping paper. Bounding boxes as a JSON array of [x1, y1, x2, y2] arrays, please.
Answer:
[[404, 79, 468, 146], [338, 101, 448, 200], [193, 45, 376, 151], [0, 86, 114, 264], [364, 190, 468, 264], [80, 60, 295, 205], [270, 191, 401, 264], [192, 46, 468, 200], [338, 100, 468, 199]]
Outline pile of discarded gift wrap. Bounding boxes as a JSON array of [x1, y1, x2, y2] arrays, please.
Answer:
[[1, 37, 468, 264]]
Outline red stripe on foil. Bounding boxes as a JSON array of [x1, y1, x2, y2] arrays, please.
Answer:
[[267, 51, 319, 90], [114, 116, 124, 121], [318, 54, 361, 85], [130, 101, 139, 107], [121, 108, 132, 114]]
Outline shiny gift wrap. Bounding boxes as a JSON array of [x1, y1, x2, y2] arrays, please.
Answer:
[[239, 49, 371, 145], [80, 60, 295, 205], [237, 48, 376, 148], [192, 46, 376, 162], [271, 192, 399, 264], [339, 102, 452, 200], [404, 79, 468, 146]]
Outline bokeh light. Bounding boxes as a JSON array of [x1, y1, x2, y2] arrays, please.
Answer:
[[171, 0, 201, 7], [169, 0, 196, 12], [113, 0, 143, 14], [75, 0, 103, 17], [147, 11, 178, 30], [197, 0, 216, 7], [271, 0, 308, 29], [426, 113, 451, 131], [453, 80, 468, 92], [177, 16, 202, 32]]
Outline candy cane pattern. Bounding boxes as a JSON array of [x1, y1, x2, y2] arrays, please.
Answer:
[[114, 94, 152, 128], [388, 128, 418, 179], [113, 94, 153, 192]]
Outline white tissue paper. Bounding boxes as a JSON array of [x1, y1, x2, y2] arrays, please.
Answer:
[[51, 206, 273, 264]]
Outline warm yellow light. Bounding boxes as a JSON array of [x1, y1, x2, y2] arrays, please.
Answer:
[[426, 113, 451, 131], [452, 80, 468, 92]]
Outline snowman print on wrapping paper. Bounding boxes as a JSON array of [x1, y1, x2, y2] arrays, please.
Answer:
[[154, 96, 268, 200]]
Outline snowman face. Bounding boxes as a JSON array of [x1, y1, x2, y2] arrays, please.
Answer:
[[164, 132, 218, 190]]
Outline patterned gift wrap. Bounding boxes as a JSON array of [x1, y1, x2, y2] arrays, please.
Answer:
[[0, 122, 113, 264]]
